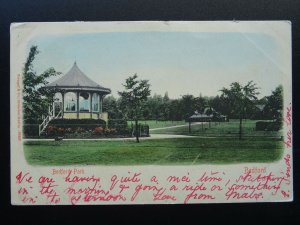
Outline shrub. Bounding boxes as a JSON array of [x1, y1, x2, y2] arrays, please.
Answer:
[[75, 127, 85, 133], [102, 128, 117, 136], [109, 128, 117, 134], [94, 127, 104, 135], [256, 121, 282, 131], [48, 119, 106, 131], [23, 124, 39, 137], [45, 125, 57, 136], [65, 128, 73, 133], [108, 119, 129, 135], [43, 118, 132, 138], [57, 127, 65, 135]]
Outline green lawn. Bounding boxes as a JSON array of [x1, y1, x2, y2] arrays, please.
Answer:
[[24, 137, 283, 166], [150, 120, 282, 137], [128, 120, 186, 129]]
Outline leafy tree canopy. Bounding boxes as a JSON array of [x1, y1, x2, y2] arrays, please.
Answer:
[[264, 85, 283, 121], [23, 46, 61, 123], [220, 81, 260, 117], [118, 74, 151, 142], [220, 81, 259, 139]]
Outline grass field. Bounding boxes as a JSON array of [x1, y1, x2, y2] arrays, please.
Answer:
[[150, 120, 282, 137], [24, 137, 283, 166], [128, 120, 186, 129]]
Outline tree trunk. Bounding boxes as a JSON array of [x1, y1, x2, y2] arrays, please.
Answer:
[[135, 119, 139, 143]]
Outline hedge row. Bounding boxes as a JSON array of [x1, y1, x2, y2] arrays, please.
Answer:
[[46, 118, 131, 137], [24, 119, 150, 138], [46, 126, 120, 137], [255, 121, 282, 131], [49, 119, 106, 126], [46, 119, 106, 131], [108, 119, 128, 130]]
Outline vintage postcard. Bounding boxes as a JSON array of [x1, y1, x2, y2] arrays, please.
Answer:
[[10, 21, 293, 205]]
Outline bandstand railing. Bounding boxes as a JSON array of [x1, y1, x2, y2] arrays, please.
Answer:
[[38, 109, 62, 136]]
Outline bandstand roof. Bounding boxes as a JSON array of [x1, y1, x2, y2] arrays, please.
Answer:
[[45, 62, 111, 94]]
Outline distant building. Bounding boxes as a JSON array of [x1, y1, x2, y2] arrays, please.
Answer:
[[255, 104, 266, 112], [188, 107, 227, 122]]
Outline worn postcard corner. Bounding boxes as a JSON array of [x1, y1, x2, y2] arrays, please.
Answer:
[[10, 21, 293, 205]]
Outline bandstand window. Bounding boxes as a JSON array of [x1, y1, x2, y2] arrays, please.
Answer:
[[54, 93, 63, 115], [92, 93, 99, 112], [64, 92, 77, 112], [54, 92, 62, 102], [79, 92, 90, 112]]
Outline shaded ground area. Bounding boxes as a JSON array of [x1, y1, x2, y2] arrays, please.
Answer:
[[24, 137, 283, 166]]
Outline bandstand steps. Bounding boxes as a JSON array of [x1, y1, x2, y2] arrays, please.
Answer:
[[39, 109, 62, 136]]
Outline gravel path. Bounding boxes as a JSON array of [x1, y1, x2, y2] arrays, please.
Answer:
[[23, 134, 197, 142], [149, 122, 205, 131]]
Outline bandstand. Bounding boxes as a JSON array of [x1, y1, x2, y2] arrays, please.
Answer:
[[39, 62, 111, 135]]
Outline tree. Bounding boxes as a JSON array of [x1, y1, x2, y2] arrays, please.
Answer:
[[161, 92, 171, 121], [210, 95, 227, 116], [220, 81, 259, 139], [180, 95, 196, 120], [23, 46, 61, 123], [118, 74, 151, 142], [194, 94, 206, 113], [169, 99, 181, 121], [151, 94, 163, 121], [264, 85, 283, 121], [103, 96, 123, 119]]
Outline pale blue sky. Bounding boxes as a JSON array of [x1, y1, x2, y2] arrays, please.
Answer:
[[28, 32, 283, 98]]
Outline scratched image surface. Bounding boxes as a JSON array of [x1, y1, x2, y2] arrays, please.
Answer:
[[11, 21, 293, 205]]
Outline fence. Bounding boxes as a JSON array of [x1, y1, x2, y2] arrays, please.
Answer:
[[130, 124, 150, 137], [150, 120, 282, 138]]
